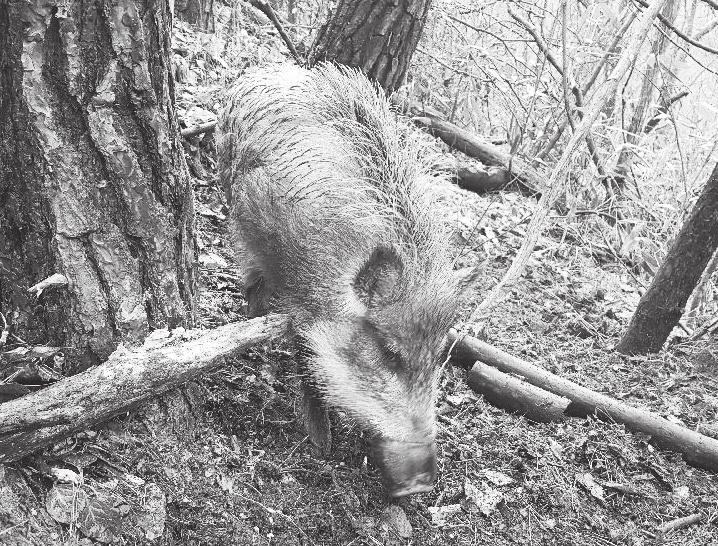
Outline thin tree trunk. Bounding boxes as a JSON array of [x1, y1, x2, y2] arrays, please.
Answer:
[[175, 0, 216, 32], [613, 1, 680, 189], [309, 0, 431, 92], [0, 0, 196, 372], [616, 162, 718, 354]]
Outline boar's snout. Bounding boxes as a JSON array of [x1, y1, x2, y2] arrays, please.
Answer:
[[373, 439, 437, 497]]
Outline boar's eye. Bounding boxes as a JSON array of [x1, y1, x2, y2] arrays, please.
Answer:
[[361, 319, 405, 373], [379, 341, 406, 373]]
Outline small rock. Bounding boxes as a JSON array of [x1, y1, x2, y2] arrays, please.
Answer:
[[381, 505, 412, 538], [49, 468, 81, 485]]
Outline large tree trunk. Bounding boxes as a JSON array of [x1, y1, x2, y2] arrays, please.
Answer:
[[308, 0, 431, 92], [616, 162, 718, 355], [0, 1, 196, 373]]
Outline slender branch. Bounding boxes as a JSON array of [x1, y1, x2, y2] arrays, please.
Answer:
[[537, 8, 638, 160], [508, 7, 563, 76], [690, 316, 718, 341], [466, 0, 669, 322], [560, 1, 576, 132], [510, 5, 607, 181], [643, 90, 689, 134], [698, 0, 718, 11], [245, 0, 302, 63], [693, 19, 718, 41], [0, 312, 8, 348], [416, 47, 473, 78], [585, 9, 639, 94], [633, 0, 718, 55]]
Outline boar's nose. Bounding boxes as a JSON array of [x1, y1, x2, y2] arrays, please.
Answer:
[[373, 439, 437, 497]]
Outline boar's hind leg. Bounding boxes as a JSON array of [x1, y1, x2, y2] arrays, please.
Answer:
[[296, 338, 332, 454], [244, 272, 270, 318]]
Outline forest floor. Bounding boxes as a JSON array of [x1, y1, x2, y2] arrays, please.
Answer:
[[2, 15, 718, 546]]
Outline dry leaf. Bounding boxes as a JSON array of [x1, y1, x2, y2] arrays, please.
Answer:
[[575, 473, 605, 501], [428, 504, 462, 526]]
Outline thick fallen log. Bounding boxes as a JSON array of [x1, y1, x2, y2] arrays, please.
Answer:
[[0, 314, 290, 463], [467, 361, 570, 423], [449, 330, 718, 472], [454, 161, 512, 194], [412, 115, 542, 197]]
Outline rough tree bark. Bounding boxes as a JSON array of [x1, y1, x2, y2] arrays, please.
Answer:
[[0, 1, 196, 372], [309, 0, 431, 92], [616, 162, 718, 355]]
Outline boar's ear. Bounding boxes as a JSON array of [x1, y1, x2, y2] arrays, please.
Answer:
[[353, 246, 403, 308]]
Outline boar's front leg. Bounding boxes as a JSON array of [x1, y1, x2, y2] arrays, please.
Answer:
[[296, 338, 332, 454]]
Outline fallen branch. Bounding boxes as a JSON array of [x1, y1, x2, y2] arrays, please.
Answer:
[[453, 161, 537, 196], [0, 314, 290, 462], [656, 513, 703, 536], [449, 330, 718, 473], [412, 115, 542, 196], [467, 361, 570, 423], [177, 113, 530, 197], [181, 121, 217, 139]]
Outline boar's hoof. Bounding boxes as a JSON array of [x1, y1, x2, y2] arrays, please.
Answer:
[[373, 440, 437, 497]]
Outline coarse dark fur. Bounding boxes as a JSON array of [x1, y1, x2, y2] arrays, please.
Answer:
[[219, 63, 460, 445]]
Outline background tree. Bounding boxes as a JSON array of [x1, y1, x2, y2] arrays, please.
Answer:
[[0, 0, 196, 372], [309, 0, 431, 92], [616, 162, 718, 355], [175, 0, 216, 32]]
